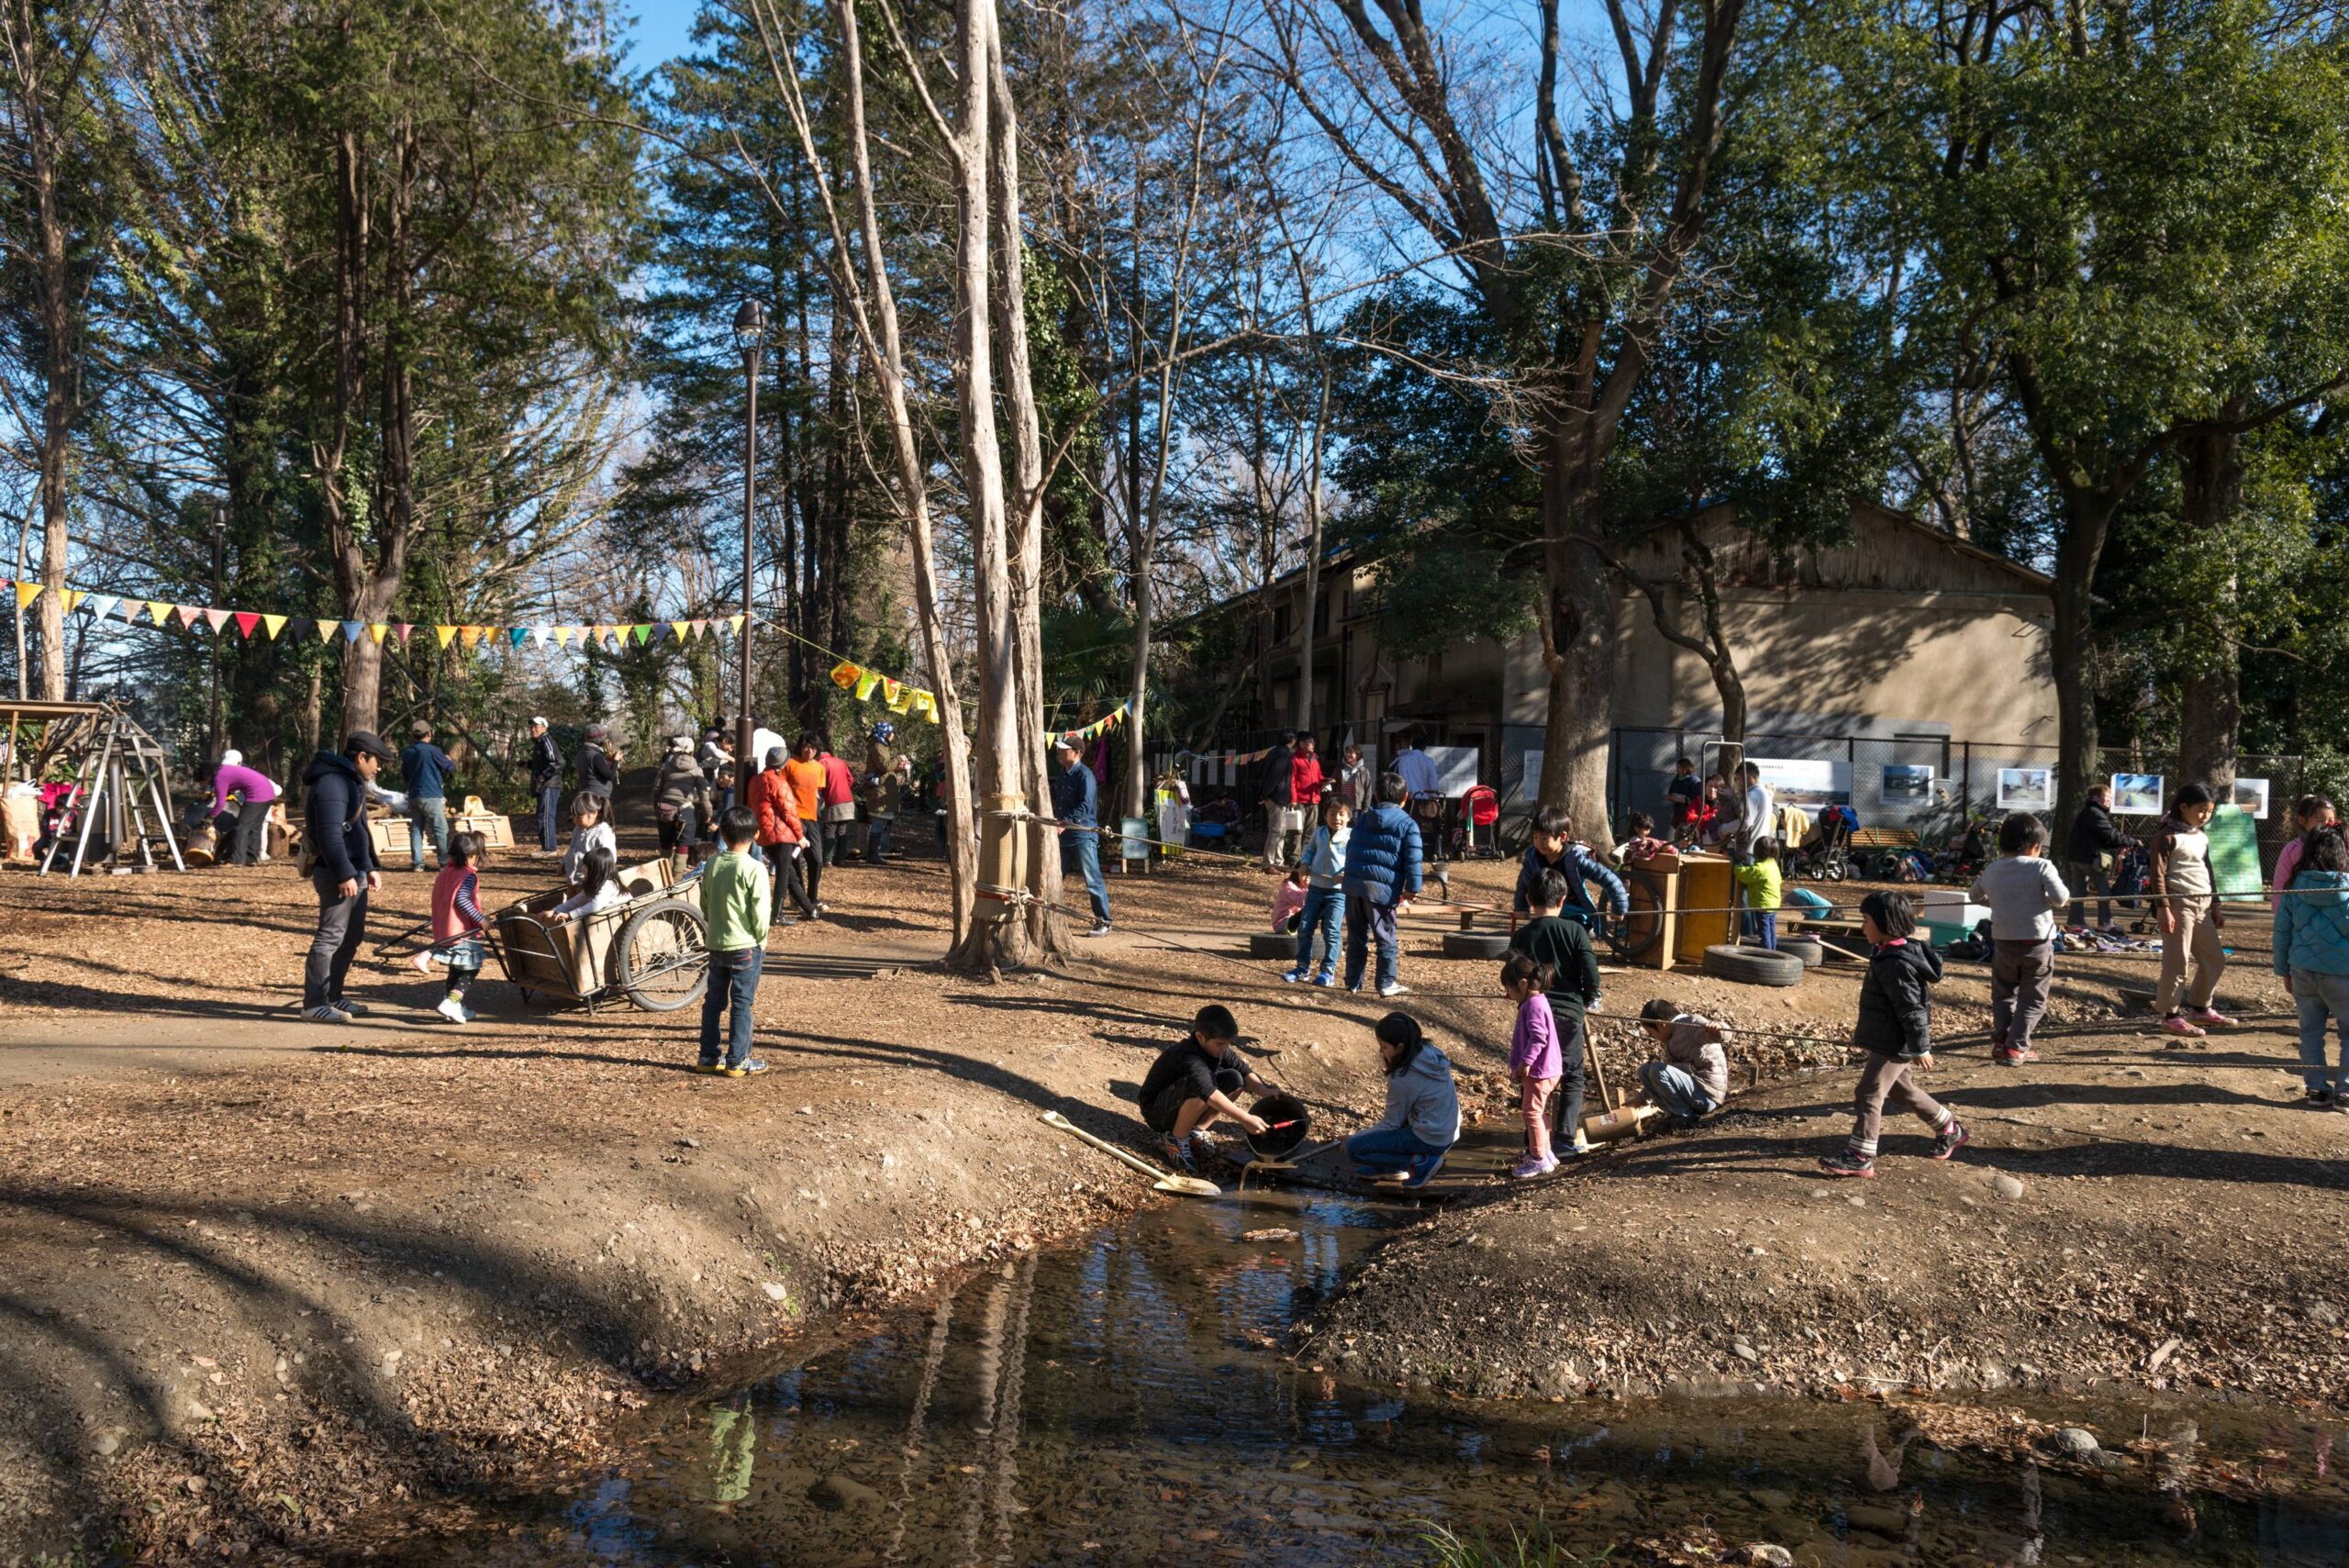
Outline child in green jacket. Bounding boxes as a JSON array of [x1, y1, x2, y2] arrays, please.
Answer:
[[1732, 837, 1785, 951], [698, 806, 773, 1076]]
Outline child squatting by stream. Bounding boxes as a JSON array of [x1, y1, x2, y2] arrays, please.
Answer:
[[1820, 889, 1969, 1179]]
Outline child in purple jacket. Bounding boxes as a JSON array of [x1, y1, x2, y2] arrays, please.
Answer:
[[1502, 951, 1564, 1178]]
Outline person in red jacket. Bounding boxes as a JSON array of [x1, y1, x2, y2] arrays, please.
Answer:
[[751, 746, 822, 921], [818, 745, 859, 866], [1291, 735, 1326, 812]]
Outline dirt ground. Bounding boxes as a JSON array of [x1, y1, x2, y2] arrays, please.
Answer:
[[0, 826, 2327, 1562]]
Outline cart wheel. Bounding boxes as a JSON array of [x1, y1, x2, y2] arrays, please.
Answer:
[[618, 897, 710, 1012], [1607, 871, 1666, 964]]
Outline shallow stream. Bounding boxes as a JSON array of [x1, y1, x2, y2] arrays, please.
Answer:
[[382, 1184, 2349, 1565]]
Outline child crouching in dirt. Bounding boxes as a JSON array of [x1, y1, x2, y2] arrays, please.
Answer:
[[1343, 1012, 1459, 1188], [1138, 1005, 1270, 1173], [427, 829, 487, 1024], [1821, 891, 1967, 1178], [1632, 998, 1728, 1128]]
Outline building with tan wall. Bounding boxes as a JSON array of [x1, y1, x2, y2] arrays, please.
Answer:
[[1210, 499, 2054, 823]]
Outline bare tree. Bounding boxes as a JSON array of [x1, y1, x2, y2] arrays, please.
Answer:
[[1262, 0, 1750, 849]]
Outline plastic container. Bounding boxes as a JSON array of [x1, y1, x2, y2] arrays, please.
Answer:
[[1244, 1093, 1308, 1160]]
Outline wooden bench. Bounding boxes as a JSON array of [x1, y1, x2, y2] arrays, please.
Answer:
[[1851, 827, 1920, 851]]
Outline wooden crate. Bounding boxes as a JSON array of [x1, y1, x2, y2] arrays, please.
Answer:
[[454, 812, 514, 850]]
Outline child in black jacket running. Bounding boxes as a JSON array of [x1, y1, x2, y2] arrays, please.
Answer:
[[1820, 891, 1968, 1177]]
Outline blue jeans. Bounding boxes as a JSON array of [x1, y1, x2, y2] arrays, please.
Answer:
[[1640, 1061, 1718, 1122], [1342, 887, 1398, 992], [1063, 829, 1109, 924], [408, 796, 450, 870], [1742, 910, 1777, 950], [700, 946, 764, 1068], [1295, 887, 1343, 976], [2290, 967, 2349, 1095], [537, 784, 562, 851], [1345, 1120, 1446, 1173]]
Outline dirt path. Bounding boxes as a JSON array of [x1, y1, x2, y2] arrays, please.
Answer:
[[0, 840, 2323, 1562]]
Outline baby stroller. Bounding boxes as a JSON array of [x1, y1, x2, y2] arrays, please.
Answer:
[[1787, 804, 1856, 881], [1461, 785, 1501, 857]]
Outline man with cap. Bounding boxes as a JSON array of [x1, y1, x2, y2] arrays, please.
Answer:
[[1050, 736, 1112, 937], [398, 720, 458, 873], [302, 730, 396, 1023], [576, 723, 619, 824], [528, 717, 563, 854]]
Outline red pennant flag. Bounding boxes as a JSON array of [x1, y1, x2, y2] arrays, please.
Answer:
[[233, 612, 261, 639]]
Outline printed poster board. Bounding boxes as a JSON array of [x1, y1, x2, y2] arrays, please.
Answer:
[[1880, 764, 1933, 806], [2233, 777, 2272, 820], [1511, 750, 1543, 807], [1422, 745, 1480, 796], [1995, 767, 2053, 812], [2110, 773, 2165, 817], [2207, 803, 2263, 896], [1751, 757, 1851, 807]]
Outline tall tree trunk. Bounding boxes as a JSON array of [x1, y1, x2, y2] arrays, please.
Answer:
[[1294, 362, 1330, 740], [2048, 499, 2115, 861], [338, 110, 417, 738], [315, 124, 368, 740], [1533, 423, 1620, 852], [10, 0, 78, 703], [990, 19, 1069, 961], [946, 0, 1033, 973], [2176, 420, 2244, 795]]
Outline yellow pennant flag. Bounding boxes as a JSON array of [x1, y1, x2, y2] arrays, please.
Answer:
[[368, 623, 389, 645], [459, 626, 481, 649], [13, 583, 39, 609], [58, 589, 82, 612], [553, 625, 574, 648], [672, 620, 691, 641], [262, 614, 287, 640], [830, 661, 861, 689], [727, 614, 745, 636], [145, 601, 172, 625], [435, 625, 459, 650], [855, 670, 882, 701], [315, 617, 339, 644]]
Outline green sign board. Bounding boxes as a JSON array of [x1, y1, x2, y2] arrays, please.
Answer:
[[2206, 803, 2264, 898]]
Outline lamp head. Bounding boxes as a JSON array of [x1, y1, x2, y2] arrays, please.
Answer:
[[732, 299, 766, 352]]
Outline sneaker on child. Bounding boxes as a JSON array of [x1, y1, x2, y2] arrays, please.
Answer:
[[2159, 1014, 2206, 1038], [1378, 982, 1409, 998], [724, 1058, 770, 1077], [1819, 1149, 1876, 1178], [435, 995, 468, 1025], [1509, 1153, 1558, 1179], [1930, 1122, 1969, 1160], [1280, 968, 1306, 984], [1401, 1149, 1448, 1188]]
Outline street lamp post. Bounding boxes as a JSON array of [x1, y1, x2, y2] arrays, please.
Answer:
[[733, 299, 765, 784]]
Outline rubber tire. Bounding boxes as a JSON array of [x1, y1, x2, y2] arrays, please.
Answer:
[[1250, 930, 1300, 959], [1700, 942, 1805, 987], [618, 897, 711, 1011], [1778, 934, 1825, 968], [1441, 931, 1514, 960]]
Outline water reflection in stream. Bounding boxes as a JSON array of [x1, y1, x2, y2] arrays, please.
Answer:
[[383, 1185, 2349, 1565]]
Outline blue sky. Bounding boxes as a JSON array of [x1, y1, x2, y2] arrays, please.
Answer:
[[619, 2, 699, 70]]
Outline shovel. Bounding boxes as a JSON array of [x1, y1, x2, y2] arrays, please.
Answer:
[[1041, 1111, 1221, 1198]]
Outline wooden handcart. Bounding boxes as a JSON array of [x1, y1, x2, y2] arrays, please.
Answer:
[[489, 856, 710, 1012]]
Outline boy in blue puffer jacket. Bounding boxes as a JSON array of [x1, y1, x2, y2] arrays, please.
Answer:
[[2273, 825, 2349, 1106], [1513, 806, 1629, 929], [1342, 773, 1423, 998]]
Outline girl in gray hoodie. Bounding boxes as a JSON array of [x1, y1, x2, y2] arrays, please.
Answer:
[[1345, 1013, 1461, 1187]]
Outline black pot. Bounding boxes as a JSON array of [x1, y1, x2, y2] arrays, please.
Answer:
[[1245, 1093, 1308, 1159]]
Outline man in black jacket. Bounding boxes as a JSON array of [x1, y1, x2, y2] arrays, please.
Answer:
[[2066, 783, 2135, 930], [302, 730, 396, 1023], [576, 724, 619, 825], [529, 717, 563, 854]]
